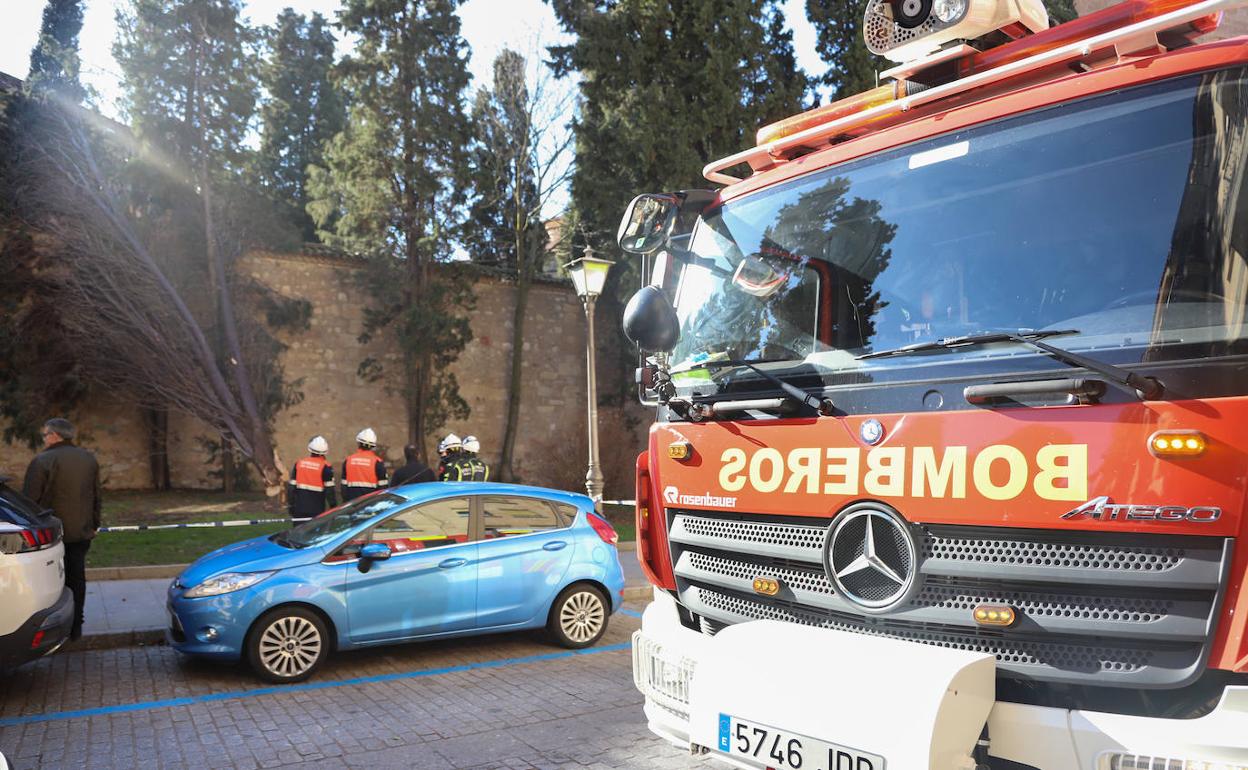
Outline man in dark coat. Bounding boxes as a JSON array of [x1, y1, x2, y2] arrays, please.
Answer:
[[390, 444, 436, 488], [23, 418, 101, 641]]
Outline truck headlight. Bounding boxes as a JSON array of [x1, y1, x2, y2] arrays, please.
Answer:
[[184, 571, 275, 598]]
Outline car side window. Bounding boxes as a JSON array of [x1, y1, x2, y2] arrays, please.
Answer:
[[371, 497, 471, 554], [327, 497, 471, 562], [481, 496, 565, 539]]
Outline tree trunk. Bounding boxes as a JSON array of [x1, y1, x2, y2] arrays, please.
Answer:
[[499, 255, 532, 481], [200, 163, 283, 493], [222, 439, 236, 493], [142, 407, 170, 490]]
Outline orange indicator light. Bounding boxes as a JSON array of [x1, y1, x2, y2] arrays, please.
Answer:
[[973, 605, 1016, 627], [668, 442, 692, 460], [752, 577, 781, 596], [1148, 431, 1206, 458]]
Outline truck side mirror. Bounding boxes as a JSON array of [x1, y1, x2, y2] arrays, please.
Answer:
[[617, 194, 680, 254], [623, 285, 680, 353]]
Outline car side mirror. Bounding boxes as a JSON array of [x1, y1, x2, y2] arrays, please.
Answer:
[[617, 194, 680, 254], [623, 285, 680, 353], [356, 542, 390, 573]]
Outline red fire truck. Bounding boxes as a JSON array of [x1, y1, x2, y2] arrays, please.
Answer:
[[618, 1, 1248, 768]]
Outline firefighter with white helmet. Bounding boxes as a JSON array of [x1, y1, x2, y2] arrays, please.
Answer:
[[287, 435, 336, 523], [457, 435, 490, 482], [341, 427, 388, 502], [436, 433, 463, 481]]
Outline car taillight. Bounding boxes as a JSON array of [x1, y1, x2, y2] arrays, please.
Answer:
[[636, 451, 676, 590], [0, 525, 59, 554], [587, 512, 619, 545]]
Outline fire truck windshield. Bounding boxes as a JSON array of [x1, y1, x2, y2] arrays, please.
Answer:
[[668, 68, 1248, 393]]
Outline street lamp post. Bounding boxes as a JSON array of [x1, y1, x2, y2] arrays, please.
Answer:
[[565, 247, 614, 511]]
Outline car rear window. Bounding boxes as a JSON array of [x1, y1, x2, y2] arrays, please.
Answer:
[[0, 482, 47, 527], [481, 496, 566, 539]]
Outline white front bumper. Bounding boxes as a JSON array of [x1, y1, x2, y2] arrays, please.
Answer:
[[633, 589, 1248, 770]]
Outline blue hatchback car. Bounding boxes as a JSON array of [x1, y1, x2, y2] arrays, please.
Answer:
[[167, 482, 625, 682]]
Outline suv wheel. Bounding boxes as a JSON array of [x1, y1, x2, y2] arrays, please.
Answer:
[[246, 607, 328, 683], [548, 584, 608, 649]]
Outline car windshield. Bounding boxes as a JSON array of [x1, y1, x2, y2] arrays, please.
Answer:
[[283, 493, 405, 549], [668, 68, 1248, 388]]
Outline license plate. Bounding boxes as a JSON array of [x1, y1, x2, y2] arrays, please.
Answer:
[[717, 714, 885, 770]]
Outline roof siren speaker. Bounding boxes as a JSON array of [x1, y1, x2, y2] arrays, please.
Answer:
[[864, 0, 1050, 63]]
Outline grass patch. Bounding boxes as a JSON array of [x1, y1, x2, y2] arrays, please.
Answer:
[[102, 489, 271, 526], [602, 503, 635, 543], [88, 524, 286, 568]]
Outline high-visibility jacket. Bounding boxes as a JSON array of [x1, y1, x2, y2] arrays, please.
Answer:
[[342, 449, 388, 501], [448, 456, 490, 482], [287, 455, 335, 521], [437, 451, 464, 482]]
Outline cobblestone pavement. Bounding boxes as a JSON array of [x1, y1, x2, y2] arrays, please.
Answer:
[[0, 605, 710, 770]]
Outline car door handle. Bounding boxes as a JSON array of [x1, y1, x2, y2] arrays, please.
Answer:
[[543, 541, 568, 551], [439, 558, 468, 569]]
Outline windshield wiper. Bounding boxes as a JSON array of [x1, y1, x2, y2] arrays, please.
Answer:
[[271, 532, 307, 549], [858, 329, 1163, 400], [683, 358, 835, 416]]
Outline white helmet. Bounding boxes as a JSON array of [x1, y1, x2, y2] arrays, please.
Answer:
[[308, 435, 329, 455], [463, 435, 480, 454], [438, 433, 462, 454], [356, 427, 377, 448]]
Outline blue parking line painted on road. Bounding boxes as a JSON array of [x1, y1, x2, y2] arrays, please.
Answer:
[[619, 608, 643, 619], [0, 642, 632, 729]]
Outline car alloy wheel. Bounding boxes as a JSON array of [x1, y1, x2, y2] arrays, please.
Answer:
[[259, 616, 321, 678], [552, 586, 607, 648], [247, 607, 328, 683]]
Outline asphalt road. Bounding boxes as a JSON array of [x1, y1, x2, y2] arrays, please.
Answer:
[[0, 604, 710, 770]]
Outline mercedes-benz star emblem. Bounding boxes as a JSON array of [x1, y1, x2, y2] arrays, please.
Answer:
[[824, 504, 918, 612], [860, 419, 884, 445]]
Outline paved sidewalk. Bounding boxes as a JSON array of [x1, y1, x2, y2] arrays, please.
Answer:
[[81, 579, 168, 641], [77, 545, 647, 649]]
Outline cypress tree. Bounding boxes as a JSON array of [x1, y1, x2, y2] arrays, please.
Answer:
[[806, 0, 883, 100], [113, 0, 291, 491], [549, 0, 808, 253], [548, 0, 808, 395], [27, 0, 85, 102], [256, 9, 344, 241], [307, 0, 475, 459]]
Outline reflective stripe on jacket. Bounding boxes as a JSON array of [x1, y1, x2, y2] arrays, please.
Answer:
[[294, 456, 331, 491], [343, 450, 386, 487], [288, 455, 336, 518]]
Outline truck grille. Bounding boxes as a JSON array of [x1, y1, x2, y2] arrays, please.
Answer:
[[669, 511, 1231, 688]]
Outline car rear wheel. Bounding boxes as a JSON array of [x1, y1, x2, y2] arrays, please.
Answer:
[[246, 607, 328, 683], [548, 584, 608, 649]]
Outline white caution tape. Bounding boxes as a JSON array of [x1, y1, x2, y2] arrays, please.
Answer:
[[98, 518, 290, 533]]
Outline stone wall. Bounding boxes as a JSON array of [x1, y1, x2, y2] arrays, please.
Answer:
[[0, 251, 650, 498]]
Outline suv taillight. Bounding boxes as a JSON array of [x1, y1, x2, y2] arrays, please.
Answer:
[[0, 524, 60, 554], [587, 512, 619, 545]]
